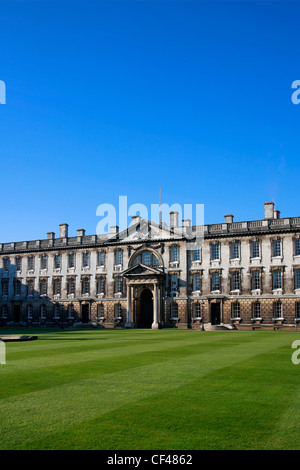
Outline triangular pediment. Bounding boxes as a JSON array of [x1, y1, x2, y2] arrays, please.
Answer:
[[122, 263, 165, 277], [105, 219, 185, 244]]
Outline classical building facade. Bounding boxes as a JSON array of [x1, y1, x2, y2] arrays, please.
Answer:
[[1, 202, 300, 330]]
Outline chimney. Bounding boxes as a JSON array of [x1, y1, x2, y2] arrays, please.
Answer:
[[47, 232, 55, 240], [110, 225, 119, 234], [274, 209, 281, 219], [264, 202, 275, 220], [170, 211, 179, 228], [224, 214, 234, 224], [77, 229, 86, 237], [131, 215, 141, 225], [182, 219, 191, 228], [59, 223, 69, 238]]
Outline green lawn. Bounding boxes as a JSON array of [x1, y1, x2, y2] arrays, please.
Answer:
[[0, 328, 300, 450]]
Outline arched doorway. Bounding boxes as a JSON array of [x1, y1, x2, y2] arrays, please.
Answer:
[[138, 288, 153, 328]]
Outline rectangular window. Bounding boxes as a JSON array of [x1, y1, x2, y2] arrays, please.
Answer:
[[251, 271, 261, 290], [211, 272, 220, 291], [28, 256, 34, 271], [41, 255, 48, 270], [97, 251, 105, 267], [27, 280, 34, 296], [68, 253, 75, 268], [14, 279, 21, 296], [251, 241, 260, 258], [114, 303, 122, 319], [193, 273, 201, 291], [170, 246, 179, 263], [211, 244, 220, 260], [2, 280, 8, 296], [273, 270, 282, 289], [27, 304, 33, 318], [3, 257, 9, 271], [54, 254, 61, 269], [231, 242, 240, 259], [193, 303, 201, 318], [193, 247, 201, 262], [231, 302, 240, 318], [40, 279, 48, 296], [231, 272, 240, 291], [295, 239, 300, 256], [97, 303, 104, 318], [16, 257, 22, 271], [171, 303, 178, 318], [115, 250, 123, 266], [295, 270, 300, 290], [296, 303, 300, 319], [82, 277, 90, 295], [53, 279, 61, 295], [67, 277, 76, 295], [114, 276, 123, 293], [82, 252, 90, 268], [252, 302, 261, 319], [142, 251, 152, 266], [97, 277, 105, 295], [171, 274, 178, 292], [272, 240, 281, 257], [273, 302, 282, 319]]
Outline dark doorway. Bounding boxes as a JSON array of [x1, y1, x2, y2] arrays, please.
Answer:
[[13, 305, 21, 323], [82, 304, 89, 324], [211, 303, 221, 325], [139, 289, 153, 328]]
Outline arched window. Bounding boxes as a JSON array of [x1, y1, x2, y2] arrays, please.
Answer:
[[133, 251, 160, 267]]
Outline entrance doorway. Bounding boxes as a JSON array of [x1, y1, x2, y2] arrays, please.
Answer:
[[138, 289, 153, 328], [211, 303, 221, 325], [13, 305, 21, 323], [82, 304, 89, 323]]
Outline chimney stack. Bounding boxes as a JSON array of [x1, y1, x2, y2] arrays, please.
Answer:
[[264, 202, 275, 220], [131, 215, 141, 225], [110, 226, 119, 234], [224, 214, 234, 224], [59, 223, 69, 238], [77, 229, 86, 237], [47, 232, 55, 240], [170, 211, 179, 228]]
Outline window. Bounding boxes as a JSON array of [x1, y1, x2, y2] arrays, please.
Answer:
[[211, 272, 220, 291], [295, 270, 300, 289], [296, 303, 300, 319], [28, 256, 34, 271], [16, 257, 22, 271], [114, 276, 123, 294], [68, 253, 75, 268], [97, 251, 105, 267], [82, 277, 90, 295], [1, 305, 8, 318], [193, 273, 201, 292], [170, 246, 179, 263], [251, 271, 261, 290], [40, 304, 46, 318], [171, 274, 178, 292], [251, 241, 260, 259], [67, 277, 76, 295], [53, 278, 61, 295], [231, 271, 240, 291], [41, 255, 48, 270], [27, 279, 34, 296], [82, 252, 90, 268], [40, 279, 48, 296], [14, 279, 22, 296], [54, 254, 61, 269], [273, 270, 282, 290], [273, 302, 282, 319], [295, 239, 300, 256], [3, 257, 9, 271], [231, 302, 240, 319], [27, 304, 33, 318], [97, 277, 105, 295], [193, 303, 201, 319], [231, 242, 240, 260], [193, 247, 201, 262], [272, 240, 281, 257], [133, 251, 160, 267], [171, 303, 178, 319], [97, 303, 104, 319], [252, 302, 261, 319], [54, 304, 60, 319], [68, 303, 74, 319], [211, 243, 220, 260], [114, 303, 122, 319], [2, 280, 8, 296], [115, 250, 123, 266]]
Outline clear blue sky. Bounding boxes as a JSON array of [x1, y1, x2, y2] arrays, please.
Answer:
[[0, 1, 300, 242]]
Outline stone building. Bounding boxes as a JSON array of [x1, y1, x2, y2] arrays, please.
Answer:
[[1, 202, 300, 330]]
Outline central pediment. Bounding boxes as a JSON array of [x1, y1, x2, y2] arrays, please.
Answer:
[[122, 263, 165, 278]]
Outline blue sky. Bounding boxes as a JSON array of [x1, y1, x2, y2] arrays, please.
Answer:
[[0, 0, 300, 242]]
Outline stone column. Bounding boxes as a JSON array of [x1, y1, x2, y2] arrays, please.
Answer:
[[125, 283, 132, 328], [152, 283, 159, 329]]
